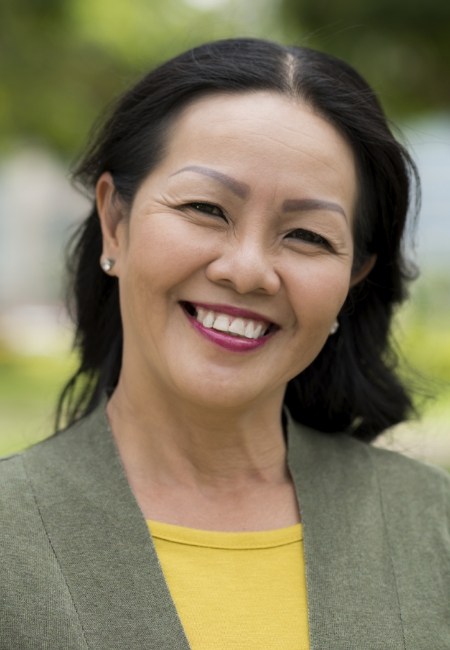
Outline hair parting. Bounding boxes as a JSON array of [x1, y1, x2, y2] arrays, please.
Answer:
[[57, 38, 420, 442]]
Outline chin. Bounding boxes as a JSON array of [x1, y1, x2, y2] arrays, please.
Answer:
[[175, 371, 286, 414]]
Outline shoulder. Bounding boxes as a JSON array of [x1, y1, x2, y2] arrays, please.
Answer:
[[0, 452, 29, 508], [0, 422, 77, 517], [0, 404, 114, 508], [289, 417, 450, 518], [0, 423, 100, 646], [366, 442, 450, 523], [368, 440, 450, 493]]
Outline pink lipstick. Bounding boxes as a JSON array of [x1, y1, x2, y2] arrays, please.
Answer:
[[191, 302, 273, 325], [181, 301, 277, 352]]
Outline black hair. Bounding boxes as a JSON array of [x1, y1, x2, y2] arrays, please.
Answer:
[[58, 37, 419, 442]]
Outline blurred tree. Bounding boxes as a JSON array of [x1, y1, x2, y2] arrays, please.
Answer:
[[0, 0, 236, 156], [279, 0, 450, 115], [1, 0, 448, 152]]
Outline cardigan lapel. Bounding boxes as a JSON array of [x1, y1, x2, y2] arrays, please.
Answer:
[[287, 418, 406, 650], [25, 406, 191, 650], [26, 403, 407, 649]]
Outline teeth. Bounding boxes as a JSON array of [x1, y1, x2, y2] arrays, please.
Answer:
[[253, 323, 264, 338], [197, 307, 207, 321], [228, 318, 246, 337], [244, 321, 255, 338], [191, 305, 269, 340], [203, 310, 215, 328], [213, 314, 230, 332]]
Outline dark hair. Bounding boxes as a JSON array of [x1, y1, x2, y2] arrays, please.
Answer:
[[58, 37, 419, 442]]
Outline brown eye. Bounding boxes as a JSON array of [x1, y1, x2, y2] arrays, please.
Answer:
[[287, 228, 332, 250], [187, 202, 226, 219]]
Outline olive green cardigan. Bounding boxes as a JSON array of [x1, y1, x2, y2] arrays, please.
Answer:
[[1, 404, 449, 649]]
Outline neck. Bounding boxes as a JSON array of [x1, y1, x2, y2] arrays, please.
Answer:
[[106, 377, 300, 530], [107, 377, 288, 489]]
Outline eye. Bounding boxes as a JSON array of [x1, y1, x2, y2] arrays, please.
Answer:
[[186, 202, 226, 219], [286, 228, 332, 250]]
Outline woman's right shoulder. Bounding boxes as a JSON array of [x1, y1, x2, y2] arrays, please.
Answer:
[[0, 410, 101, 505], [0, 404, 116, 516], [0, 443, 46, 515], [0, 448, 46, 548], [0, 450, 29, 494]]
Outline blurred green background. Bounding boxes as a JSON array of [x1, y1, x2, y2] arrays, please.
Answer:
[[0, 0, 449, 465]]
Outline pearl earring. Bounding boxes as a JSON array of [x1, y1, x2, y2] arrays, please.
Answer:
[[329, 320, 339, 335], [100, 257, 115, 273]]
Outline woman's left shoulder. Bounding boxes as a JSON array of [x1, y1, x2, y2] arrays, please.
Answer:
[[366, 441, 450, 514]]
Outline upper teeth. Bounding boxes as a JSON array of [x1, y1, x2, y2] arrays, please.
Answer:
[[196, 307, 268, 340]]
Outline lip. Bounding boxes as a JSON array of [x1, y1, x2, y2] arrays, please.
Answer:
[[188, 301, 276, 326], [180, 302, 277, 352]]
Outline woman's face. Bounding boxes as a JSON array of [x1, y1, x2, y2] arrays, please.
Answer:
[[99, 91, 359, 412]]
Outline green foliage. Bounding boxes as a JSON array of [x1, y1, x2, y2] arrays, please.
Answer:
[[0, 0, 237, 156], [0, 350, 76, 456], [1, 0, 447, 154], [391, 273, 450, 427], [279, 0, 450, 116], [0, 1, 448, 465]]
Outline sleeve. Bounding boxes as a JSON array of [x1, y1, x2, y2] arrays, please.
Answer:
[[0, 454, 88, 649], [372, 446, 450, 649]]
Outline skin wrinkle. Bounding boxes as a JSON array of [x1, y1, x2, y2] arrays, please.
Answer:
[[171, 166, 250, 199], [225, 129, 337, 165], [170, 167, 347, 222], [154, 189, 348, 256], [190, 106, 340, 166], [97, 91, 360, 528], [207, 108, 344, 170], [239, 134, 352, 182]]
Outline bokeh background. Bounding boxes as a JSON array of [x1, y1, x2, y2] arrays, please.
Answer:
[[0, 0, 449, 466]]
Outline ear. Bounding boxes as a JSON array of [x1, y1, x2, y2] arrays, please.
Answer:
[[350, 254, 377, 288], [96, 172, 127, 274]]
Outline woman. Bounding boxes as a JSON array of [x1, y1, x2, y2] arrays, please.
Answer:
[[1, 38, 449, 649]]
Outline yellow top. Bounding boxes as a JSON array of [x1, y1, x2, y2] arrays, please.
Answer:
[[148, 520, 310, 649]]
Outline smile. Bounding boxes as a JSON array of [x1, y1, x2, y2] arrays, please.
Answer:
[[181, 301, 277, 346]]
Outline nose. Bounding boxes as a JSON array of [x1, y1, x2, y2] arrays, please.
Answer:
[[205, 237, 281, 295]]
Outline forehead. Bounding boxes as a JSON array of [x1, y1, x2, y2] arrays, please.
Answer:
[[151, 91, 358, 215], [166, 90, 353, 161]]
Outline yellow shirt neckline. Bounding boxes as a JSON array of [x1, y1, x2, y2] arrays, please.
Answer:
[[147, 519, 302, 550]]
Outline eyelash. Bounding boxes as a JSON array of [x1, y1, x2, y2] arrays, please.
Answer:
[[186, 202, 226, 219], [286, 229, 332, 250], [185, 203, 332, 250]]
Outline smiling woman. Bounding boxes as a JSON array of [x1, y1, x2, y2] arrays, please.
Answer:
[[1, 38, 449, 649], [95, 92, 358, 413]]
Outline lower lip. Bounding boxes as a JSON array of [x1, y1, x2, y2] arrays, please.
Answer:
[[185, 311, 273, 352]]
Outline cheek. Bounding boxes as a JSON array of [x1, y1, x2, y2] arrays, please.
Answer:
[[287, 259, 352, 322], [121, 218, 212, 301], [134, 211, 214, 256], [123, 219, 177, 284]]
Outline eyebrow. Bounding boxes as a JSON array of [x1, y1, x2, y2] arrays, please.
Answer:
[[170, 165, 250, 199], [171, 165, 347, 220], [282, 198, 347, 220]]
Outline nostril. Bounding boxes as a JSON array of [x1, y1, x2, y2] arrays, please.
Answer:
[[205, 248, 280, 296]]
